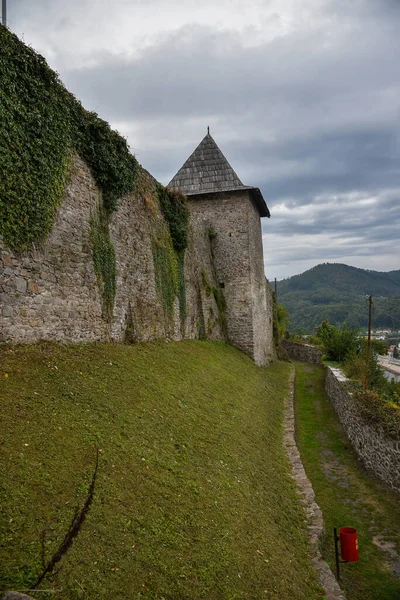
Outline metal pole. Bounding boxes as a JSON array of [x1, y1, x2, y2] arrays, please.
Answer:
[[274, 278, 277, 298], [365, 295, 373, 389], [367, 295, 373, 349], [334, 527, 341, 582], [2, 0, 6, 26], [367, 296, 373, 351]]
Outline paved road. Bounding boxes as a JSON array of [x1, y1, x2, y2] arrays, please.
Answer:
[[378, 356, 400, 376]]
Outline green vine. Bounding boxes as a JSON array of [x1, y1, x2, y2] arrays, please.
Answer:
[[152, 236, 179, 320], [72, 107, 137, 213], [152, 184, 189, 325], [0, 26, 138, 251], [156, 184, 189, 253], [90, 205, 116, 322], [177, 250, 187, 325]]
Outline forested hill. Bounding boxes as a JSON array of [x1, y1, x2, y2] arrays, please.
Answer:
[[278, 263, 400, 332]]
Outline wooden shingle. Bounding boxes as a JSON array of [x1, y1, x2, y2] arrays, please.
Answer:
[[168, 132, 270, 217]]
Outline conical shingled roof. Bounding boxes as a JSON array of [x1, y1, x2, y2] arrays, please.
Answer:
[[168, 132, 270, 218]]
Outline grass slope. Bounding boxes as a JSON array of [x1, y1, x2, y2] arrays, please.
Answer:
[[0, 341, 322, 600], [294, 363, 400, 600]]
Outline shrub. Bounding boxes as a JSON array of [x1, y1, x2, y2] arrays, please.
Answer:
[[316, 321, 359, 362], [345, 347, 387, 390], [273, 300, 290, 346]]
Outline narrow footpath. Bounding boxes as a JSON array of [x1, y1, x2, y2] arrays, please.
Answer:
[[293, 363, 400, 600]]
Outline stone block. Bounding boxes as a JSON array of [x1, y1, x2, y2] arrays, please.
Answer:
[[29, 319, 43, 327], [2, 305, 13, 317], [2, 254, 13, 267], [27, 280, 40, 294], [15, 278, 27, 293]]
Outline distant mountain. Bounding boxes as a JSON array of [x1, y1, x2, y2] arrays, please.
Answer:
[[278, 263, 400, 332]]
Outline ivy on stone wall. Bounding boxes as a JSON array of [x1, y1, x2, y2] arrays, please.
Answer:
[[177, 251, 187, 325], [0, 28, 72, 250], [0, 26, 138, 251], [152, 185, 189, 325], [90, 205, 116, 323], [152, 235, 179, 320], [156, 184, 189, 253], [0, 26, 193, 332], [72, 107, 137, 213]]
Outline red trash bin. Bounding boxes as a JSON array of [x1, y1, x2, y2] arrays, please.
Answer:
[[339, 527, 359, 562]]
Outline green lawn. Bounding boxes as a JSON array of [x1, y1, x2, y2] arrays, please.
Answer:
[[294, 363, 400, 600], [0, 341, 323, 599]]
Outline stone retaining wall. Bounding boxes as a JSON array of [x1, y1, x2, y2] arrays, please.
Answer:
[[282, 340, 323, 364], [325, 366, 400, 495]]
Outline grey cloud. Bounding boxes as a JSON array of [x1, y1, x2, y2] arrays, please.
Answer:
[[263, 188, 400, 237], [238, 128, 400, 201], [7, 0, 400, 278], [61, 21, 400, 125]]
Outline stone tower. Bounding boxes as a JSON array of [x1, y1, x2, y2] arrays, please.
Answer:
[[169, 131, 274, 365]]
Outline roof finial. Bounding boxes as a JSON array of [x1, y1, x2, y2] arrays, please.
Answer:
[[207, 126, 210, 135]]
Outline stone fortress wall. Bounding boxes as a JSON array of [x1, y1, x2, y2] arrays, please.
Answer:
[[0, 27, 274, 365], [0, 156, 273, 364], [0, 156, 220, 346]]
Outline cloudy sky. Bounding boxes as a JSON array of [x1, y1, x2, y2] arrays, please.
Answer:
[[7, 0, 400, 279]]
